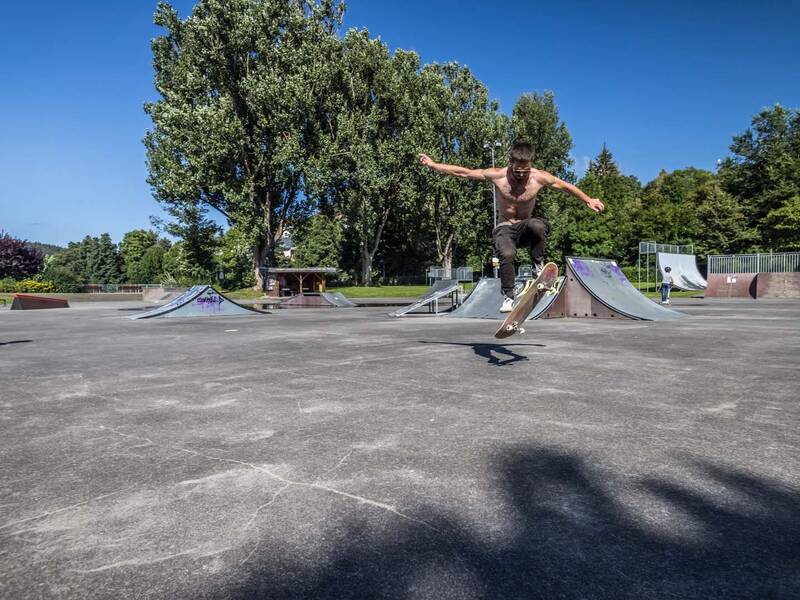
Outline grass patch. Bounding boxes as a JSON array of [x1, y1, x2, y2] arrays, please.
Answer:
[[0, 293, 13, 307], [222, 287, 268, 299], [330, 283, 475, 298]]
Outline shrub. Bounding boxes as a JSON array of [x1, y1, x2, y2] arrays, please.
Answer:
[[15, 279, 57, 293], [0, 277, 16, 292]]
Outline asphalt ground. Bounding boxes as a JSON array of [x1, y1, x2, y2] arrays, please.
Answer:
[[1, 298, 798, 599]]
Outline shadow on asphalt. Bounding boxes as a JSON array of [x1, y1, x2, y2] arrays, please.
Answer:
[[0, 340, 32, 346], [420, 340, 545, 366], [221, 446, 800, 599]]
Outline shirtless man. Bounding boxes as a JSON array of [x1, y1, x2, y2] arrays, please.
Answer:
[[420, 142, 605, 311]]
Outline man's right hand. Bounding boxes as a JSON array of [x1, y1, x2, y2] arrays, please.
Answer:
[[419, 154, 436, 169]]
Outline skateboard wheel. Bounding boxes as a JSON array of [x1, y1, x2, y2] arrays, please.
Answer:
[[505, 325, 514, 332], [518, 328, 525, 334], [537, 283, 545, 291]]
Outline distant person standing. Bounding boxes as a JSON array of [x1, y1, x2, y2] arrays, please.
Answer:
[[660, 266, 673, 304]]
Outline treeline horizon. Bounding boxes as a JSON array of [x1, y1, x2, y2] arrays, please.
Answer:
[[4, 0, 799, 291]]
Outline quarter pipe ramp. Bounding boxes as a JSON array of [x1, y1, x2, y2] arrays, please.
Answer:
[[656, 252, 707, 291], [553, 257, 685, 320], [131, 285, 261, 319], [447, 259, 685, 321]]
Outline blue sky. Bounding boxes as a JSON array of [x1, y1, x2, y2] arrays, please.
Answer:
[[1, 1, 798, 246]]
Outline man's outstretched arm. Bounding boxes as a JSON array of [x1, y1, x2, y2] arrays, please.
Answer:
[[419, 154, 496, 181], [534, 170, 605, 213]]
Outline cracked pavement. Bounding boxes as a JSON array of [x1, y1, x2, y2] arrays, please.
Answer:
[[1, 298, 799, 599]]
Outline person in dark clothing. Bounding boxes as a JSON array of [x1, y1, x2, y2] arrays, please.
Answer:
[[420, 142, 605, 311]]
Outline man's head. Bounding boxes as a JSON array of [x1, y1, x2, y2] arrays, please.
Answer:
[[509, 142, 534, 180], [665, 267, 672, 273]]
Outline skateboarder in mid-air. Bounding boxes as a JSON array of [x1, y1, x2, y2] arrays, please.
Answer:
[[420, 142, 605, 312]]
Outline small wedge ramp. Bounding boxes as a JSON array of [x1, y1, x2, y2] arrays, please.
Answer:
[[321, 292, 357, 307], [389, 279, 460, 317], [657, 252, 707, 290], [447, 278, 529, 320], [131, 285, 260, 319], [279, 292, 356, 308], [11, 294, 70, 310], [552, 257, 685, 320]]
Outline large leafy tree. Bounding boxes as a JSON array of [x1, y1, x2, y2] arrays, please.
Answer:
[[145, 0, 344, 289], [291, 213, 342, 268], [691, 179, 756, 255], [0, 232, 44, 279], [718, 104, 800, 251], [635, 169, 708, 247], [309, 30, 424, 284], [120, 229, 159, 281], [510, 91, 575, 262], [416, 63, 502, 276]]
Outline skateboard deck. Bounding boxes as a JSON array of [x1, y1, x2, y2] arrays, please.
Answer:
[[494, 262, 559, 339]]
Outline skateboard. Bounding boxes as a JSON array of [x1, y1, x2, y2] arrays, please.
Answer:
[[494, 262, 559, 339]]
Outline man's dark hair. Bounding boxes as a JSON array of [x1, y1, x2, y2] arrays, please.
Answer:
[[510, 142, 534, 162]]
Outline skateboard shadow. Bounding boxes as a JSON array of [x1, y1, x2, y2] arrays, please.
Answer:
[[420, 341, 545, 366], [0, 340, 33, 346]]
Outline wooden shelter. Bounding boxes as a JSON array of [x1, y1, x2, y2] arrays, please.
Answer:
[[262, 268, 338, 297]]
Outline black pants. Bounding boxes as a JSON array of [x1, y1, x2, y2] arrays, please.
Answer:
[[493, 218, 549, 298]]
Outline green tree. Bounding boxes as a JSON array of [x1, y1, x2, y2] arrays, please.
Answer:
[[158, 205, 220, 281], [145, 0, 344, 289], [566, 146, 642, 262], [120, 229, 159, 281], [291, 213, 343, 268], [127, 244, 166, 283], [161, 241, 188, 283], [309, 30, 424, 284], [217, 225, 257, 288], [718, 104, 800, 250], [761, 195, 800, 251], [510, 91, 575, 263], [41, 234, 122, 289], [635, 169, 709, 247], [416, 62, 501, 276]]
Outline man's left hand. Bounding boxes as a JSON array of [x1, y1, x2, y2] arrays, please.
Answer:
[[587, 198, 605, 213]]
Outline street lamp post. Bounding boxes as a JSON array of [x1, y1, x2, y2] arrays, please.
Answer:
[[484, 140, 502, 277]]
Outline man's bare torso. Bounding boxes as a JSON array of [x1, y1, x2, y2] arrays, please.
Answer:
[[489, 167, 544, 225]]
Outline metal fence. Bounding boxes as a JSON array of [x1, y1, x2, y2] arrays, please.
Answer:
[[708, 252, 800, 274], [638, 241, 695, 255], [426, 266, 474, 283], [82, 284, 166, 294]]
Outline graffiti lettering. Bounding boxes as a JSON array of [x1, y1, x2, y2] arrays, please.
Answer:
[[196, 295, 223, 305]]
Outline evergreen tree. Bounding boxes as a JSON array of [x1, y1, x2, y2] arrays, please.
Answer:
[[567, 147, 642, 262], [718, 104, 800, 250]]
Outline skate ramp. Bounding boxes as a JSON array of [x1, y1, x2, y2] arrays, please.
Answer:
[[447, 278, 529, 320], [321, 292, 357, 307], [389, 280, 460, 317], [657, 252, 707, 291], [279, 292, 356, 308], [131, 285, 260, 319], [566, 257, 685, 320], [11, 294, 70, 310], [142, 286, 187, 304]]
